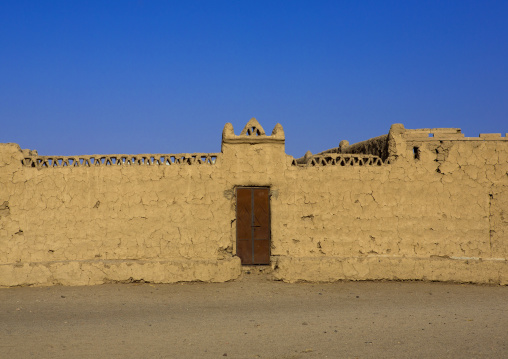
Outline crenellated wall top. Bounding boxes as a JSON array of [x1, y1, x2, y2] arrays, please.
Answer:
[[8, 121, 508, 170], [21, 153, 218, 168]]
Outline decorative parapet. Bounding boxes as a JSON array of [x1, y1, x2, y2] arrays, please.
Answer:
[[292, 153, 388, 167], [21, 153, 218, 168], [222, 118, 285, 146]]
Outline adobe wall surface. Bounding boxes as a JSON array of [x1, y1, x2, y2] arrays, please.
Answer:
[[0, 145, 241, 286], [274, 127, 508, 284], [0, 119, 507, 286]]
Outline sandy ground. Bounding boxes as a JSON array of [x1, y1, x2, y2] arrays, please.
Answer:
[[0, 270, 507, 359]]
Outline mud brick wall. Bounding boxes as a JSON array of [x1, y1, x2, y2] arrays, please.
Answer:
[[275, 129, 508, 283], [1, 120, 507, 286], [0, 146, 240, 286]]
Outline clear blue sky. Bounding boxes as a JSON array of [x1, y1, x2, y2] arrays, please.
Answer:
[[1, 1, 507, 157]]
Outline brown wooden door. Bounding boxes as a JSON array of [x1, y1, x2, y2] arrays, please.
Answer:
[[236, 187, 270, 265]]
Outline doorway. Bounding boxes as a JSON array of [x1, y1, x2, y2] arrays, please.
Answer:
[[236, 187, 271, 265]]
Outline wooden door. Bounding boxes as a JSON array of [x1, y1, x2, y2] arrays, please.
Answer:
[[236, 187, 270, 265]]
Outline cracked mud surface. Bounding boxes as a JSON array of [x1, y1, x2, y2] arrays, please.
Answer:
[[1, 278, 507, 359], [1, 123, 507, 286]]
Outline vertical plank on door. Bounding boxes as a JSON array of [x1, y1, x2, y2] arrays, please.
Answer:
[[236, 188, 253, 264], [253, 188, 270, 264]]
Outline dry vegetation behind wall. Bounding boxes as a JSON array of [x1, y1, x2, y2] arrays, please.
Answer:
[[340, 134, 389, 160]]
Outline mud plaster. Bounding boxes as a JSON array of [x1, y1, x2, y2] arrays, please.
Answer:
[[0, 119, 507, 286]]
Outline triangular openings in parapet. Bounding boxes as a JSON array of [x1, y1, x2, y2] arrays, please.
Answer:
[[240, 118, 266, 137], [246, 127, 261, 136]]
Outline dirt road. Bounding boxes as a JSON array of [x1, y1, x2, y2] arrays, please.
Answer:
[[1, 272, 507, 359]]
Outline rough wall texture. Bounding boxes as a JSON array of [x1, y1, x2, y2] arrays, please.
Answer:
[[1, 119, 507, 286], [276, 126, 508, 284]]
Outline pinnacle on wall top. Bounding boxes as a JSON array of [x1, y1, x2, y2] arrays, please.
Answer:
[[240, 118, 266, 136], [222, 118, 285, 145]]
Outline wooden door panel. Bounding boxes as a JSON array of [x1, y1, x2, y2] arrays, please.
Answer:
[[236, 187, 270, 265], [253, 239, 270, 264], [253, 188, 270, 240], [237, 238, 253, 265], [236, 188, 252, 240]]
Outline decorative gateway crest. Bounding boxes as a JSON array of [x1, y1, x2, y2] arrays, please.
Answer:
[[221, 118, 285, 150]]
